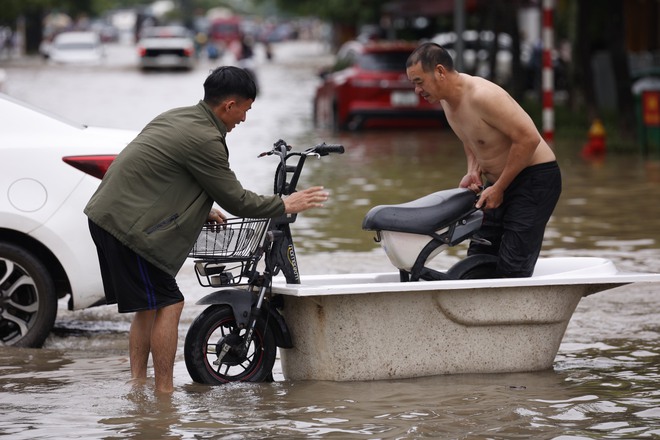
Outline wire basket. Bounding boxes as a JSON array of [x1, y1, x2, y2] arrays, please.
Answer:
[[189, 218, 270, 261]]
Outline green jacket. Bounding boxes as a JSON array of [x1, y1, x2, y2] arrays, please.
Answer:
[[84, 101, 284, 276]]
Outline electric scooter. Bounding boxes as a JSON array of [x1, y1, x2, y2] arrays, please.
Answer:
[[184, 139, 344, 384]]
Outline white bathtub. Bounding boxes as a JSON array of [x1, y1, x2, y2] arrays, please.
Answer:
[[271, 257, 660, 381]]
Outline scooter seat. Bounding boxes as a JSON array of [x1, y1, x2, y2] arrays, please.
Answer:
[[362, 188, 477, 235]]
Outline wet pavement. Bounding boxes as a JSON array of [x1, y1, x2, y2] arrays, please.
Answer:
[[1, 39, 660, 439]]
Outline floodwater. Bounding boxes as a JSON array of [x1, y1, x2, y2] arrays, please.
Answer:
[[2, 40, 660, 439]]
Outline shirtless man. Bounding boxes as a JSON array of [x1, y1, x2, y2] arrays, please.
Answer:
[[406, 42, 561, 277]]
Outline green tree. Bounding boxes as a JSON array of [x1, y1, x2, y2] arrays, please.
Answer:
[[2, 0, 91, 53], [268, 0, 388, 23], [1, 0, 51, 53], [1, 0, 147, 53], [260, 0, 391, 46]]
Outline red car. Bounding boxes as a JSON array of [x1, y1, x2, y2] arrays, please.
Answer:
[[313, 40, 445, 130]]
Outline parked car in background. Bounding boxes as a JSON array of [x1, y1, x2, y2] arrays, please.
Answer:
[[313, 40, 444, 131], [47, 31, 105, 65], [137, 25, 196, 71], [0, 93, 137, 347], [207, 16, 242, 59]]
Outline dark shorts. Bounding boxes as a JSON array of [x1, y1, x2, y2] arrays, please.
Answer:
[[468, 161, 562, 278], [88, 220, 184, 313]]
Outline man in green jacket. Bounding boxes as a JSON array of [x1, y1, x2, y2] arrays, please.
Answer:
[[85, 66, 328, 394]]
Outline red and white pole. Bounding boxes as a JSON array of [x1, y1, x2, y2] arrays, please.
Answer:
[[542, 0, 554, 144]]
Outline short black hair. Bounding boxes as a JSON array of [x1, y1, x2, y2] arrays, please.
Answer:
[[203, 66, 257, 106], [406, 42, 454, 72]]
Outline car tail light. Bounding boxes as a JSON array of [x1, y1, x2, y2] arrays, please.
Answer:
[[137, 46, 146, 57], [184, 47, 193, 57], [62, 155, 117, 179]]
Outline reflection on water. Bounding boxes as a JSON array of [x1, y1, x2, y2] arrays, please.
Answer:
[[2, 333, 660, 439]]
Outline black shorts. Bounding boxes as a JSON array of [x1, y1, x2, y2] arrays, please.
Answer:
[[468, 161, 562, 278], [88, 220, 184, 313]]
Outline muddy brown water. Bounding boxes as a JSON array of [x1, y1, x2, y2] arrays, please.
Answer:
[[2, 40, 660, 439]]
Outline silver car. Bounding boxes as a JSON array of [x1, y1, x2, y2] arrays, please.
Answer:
[[48, 31, 106, 65]]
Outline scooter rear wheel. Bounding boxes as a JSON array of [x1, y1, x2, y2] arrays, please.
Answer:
[[446, 254, 498, 279], [184, 304, 276, 385]]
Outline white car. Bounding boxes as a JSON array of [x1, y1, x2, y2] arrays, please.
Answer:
[[0, 94, 137, 347], [48, 31, 106, 65], [137, 25, 196, 71]]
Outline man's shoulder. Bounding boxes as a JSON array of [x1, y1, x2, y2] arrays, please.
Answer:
[[154, 104, 219, 134], [470, 74, 503, 91], [156, 103, 204, 120], [462, 77, 511, 114]]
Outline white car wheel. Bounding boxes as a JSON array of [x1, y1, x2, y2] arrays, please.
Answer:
[[0, 243, 57, 347]]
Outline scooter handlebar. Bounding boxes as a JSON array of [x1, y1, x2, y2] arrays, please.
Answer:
[[311, 143, 344, 156]]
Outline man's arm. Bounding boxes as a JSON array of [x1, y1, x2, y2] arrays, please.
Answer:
[[459, 142, 484, 191], [475, 91, 541, 209]]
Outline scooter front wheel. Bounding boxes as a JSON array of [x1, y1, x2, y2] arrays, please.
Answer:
[[184, 304, 276, 385]]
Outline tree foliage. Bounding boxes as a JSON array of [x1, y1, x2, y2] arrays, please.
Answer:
[[0, 0, 146, 25], [0, 0, 144, 52], [261, 0, 390, 24]]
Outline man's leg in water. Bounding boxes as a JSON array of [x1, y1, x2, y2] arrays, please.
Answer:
[[129, 301, 184, 393]]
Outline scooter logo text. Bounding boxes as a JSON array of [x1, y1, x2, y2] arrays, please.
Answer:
[[287, 244, 299, 282]]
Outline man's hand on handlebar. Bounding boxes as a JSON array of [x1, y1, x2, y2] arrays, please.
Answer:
[[283, 186, 329, 214], [475, 185, 504, 210], [207, 208, 227, 224]]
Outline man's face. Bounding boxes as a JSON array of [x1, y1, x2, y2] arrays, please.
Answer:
[[406, 62, 440, 104], [223, 98, 253, 132]]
